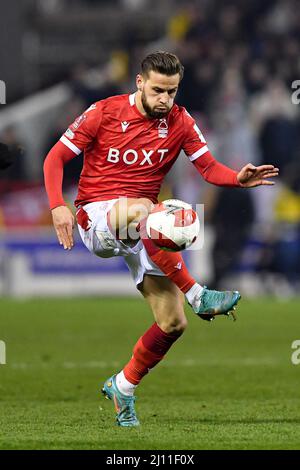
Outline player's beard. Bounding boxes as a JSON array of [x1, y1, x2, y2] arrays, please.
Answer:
[[141, 90, 171, 119]]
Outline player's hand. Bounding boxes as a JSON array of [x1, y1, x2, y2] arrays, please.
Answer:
[[237, 164, 279, 188], [51, 205, 75, 250]]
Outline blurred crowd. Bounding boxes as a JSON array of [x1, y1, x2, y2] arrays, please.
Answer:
[[1, 0, 300, 294]]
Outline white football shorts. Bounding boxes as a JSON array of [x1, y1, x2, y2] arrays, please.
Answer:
[[76, 199, 164, 288]]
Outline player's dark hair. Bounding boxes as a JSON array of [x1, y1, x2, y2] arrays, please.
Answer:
[[141, 51, 184, 81]]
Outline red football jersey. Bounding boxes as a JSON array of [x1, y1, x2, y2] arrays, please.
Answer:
[[60, 93, 209, 207]]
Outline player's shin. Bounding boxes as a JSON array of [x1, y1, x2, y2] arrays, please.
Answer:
[[139, 218, 203, 296], [117, 323, 183, 394]]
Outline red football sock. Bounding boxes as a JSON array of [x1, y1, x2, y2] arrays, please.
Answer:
[[139, 218, 196, 294], [123, 323, 182, 385]]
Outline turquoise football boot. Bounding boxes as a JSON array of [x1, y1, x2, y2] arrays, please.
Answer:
[[101, 375, 140, 427], [195, 287, 241, 321]]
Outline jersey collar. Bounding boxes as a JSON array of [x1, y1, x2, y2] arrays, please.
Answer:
[[129, 92, 148, 120]]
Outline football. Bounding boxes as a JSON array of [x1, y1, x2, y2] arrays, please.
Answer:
[[146, 199, 200, 251]]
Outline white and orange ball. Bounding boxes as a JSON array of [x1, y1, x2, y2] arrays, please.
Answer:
[[146, 199, 200, 251]]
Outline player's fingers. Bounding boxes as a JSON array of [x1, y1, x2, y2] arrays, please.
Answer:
[[56, 224, 72, 250], [261, 168, 279, 174], [245, 165, 257, 173], [61, 226, 73, 250], [262, 172, 279, 179], [248, 179, 275, 187], [65, 223, 74, 249], [55, 229, 63, 246], [58, 227, 69, 250], [245, 163, 257, 170], [255, 164, 276, 172]]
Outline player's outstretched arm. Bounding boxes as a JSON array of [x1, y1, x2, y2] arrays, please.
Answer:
[[192, 151, 279, 189], [51, 205, 74, 250], [44, 141, 77, 250], [237, 163, 279, 188]]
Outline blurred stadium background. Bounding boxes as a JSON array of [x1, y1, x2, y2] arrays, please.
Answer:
[[1, 0, 300, 298]]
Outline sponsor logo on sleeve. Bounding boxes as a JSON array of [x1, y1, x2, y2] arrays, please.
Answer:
[[70, 114, 87, 131], [65, 128, 75, 140]]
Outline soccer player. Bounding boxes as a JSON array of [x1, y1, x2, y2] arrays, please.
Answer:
[[44, 51, 279, 427]]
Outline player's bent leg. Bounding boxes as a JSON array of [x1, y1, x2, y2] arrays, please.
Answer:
[[102, 275, 186, 427], [122, 276, 186, 390], [107, 198, 204, 303], [107, 198, 242, 320], [136, 215, 242, 320]]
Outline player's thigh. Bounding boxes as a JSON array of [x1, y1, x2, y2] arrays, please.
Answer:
[[140, 274, 187, 334], [77, 200, 134, 258], [109, 197, 153, 232]]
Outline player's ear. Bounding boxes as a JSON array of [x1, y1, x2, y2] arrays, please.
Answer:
[[136, 74, 144, 91]]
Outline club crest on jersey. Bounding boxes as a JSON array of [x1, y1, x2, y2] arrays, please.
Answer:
[[158, 119, 168, 138]]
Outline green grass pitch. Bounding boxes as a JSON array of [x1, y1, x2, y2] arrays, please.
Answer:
[[0, 296, 300, 450]]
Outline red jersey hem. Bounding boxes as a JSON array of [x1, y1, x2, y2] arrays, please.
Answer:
[[75, 194, 158, 208]]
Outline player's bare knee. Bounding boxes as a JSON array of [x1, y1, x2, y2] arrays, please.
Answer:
[[109, 198, 153, 237], [128, 198, 153, 224], [126, 198, 153, 239], [158, 315, 188, 335]]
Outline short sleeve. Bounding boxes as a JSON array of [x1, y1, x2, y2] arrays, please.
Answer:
[[182, 109, 210, 162], [59, 102, 103, 155]]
